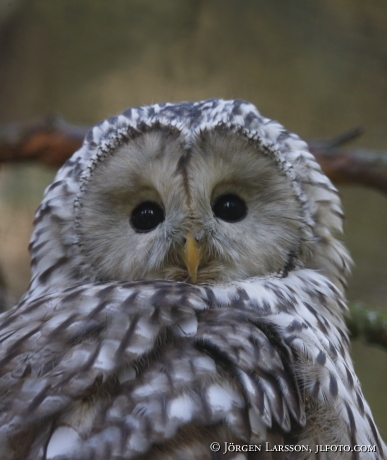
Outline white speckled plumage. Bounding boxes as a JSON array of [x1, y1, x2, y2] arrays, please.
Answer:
[[0, 99, 385, 459]]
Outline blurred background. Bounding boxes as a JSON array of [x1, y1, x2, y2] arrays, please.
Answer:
[[0, 0, 386, 433]]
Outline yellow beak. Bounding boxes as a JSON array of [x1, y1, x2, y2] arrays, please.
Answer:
[[183, 233, 201, 284]]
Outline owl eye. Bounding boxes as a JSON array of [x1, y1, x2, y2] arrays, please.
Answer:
[[130, 201, 165, 233], [212, 193, 248, 223]]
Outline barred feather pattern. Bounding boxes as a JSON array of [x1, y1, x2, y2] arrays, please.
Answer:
[[0, 272, 385, 459], [0, 99, 385, 459]]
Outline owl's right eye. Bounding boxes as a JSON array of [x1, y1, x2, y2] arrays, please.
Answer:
[[130, 201, 165, 233]]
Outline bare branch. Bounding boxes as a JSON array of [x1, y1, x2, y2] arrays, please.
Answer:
[[309, 129, 387, 195], [0, 116, 88, 167], [1, 118, 387, 195]]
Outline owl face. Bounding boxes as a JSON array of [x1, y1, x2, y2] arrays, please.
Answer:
[[77, 125, 303, 284], [27, 99, 350, 297]]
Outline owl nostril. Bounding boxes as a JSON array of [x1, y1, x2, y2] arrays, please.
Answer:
[[182, 235, 200, 245]]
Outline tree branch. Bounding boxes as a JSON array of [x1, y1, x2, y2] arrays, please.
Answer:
[[1, 118, 387, 194], [0, 116, 88, 167], [309, 128, 387, 195]]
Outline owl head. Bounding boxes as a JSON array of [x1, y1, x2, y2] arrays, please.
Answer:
[[27, 99, 351, 299]]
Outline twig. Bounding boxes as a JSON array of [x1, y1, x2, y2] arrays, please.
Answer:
[[309, 127, 363, 149]]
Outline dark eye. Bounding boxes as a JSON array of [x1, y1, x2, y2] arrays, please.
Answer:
[[130, 201, 165, 233], [212, 193, 248, 223]]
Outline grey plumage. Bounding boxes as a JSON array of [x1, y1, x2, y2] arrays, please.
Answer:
[[0, 99, 385, 459]]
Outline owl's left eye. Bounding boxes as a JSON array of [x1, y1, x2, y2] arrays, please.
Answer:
[[130, 201, 165, 233], [212, 193, 248, 223]]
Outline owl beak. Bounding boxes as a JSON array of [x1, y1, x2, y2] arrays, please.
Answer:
[[183, 233, 201, 284]]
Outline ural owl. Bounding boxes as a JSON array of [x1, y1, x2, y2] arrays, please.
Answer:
[[0, 99, 385, 460]]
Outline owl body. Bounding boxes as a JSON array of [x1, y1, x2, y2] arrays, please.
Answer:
[[0, 99, 385, 459]]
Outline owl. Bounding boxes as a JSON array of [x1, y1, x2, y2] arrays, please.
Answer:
[[0, 99, 385, 460]]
